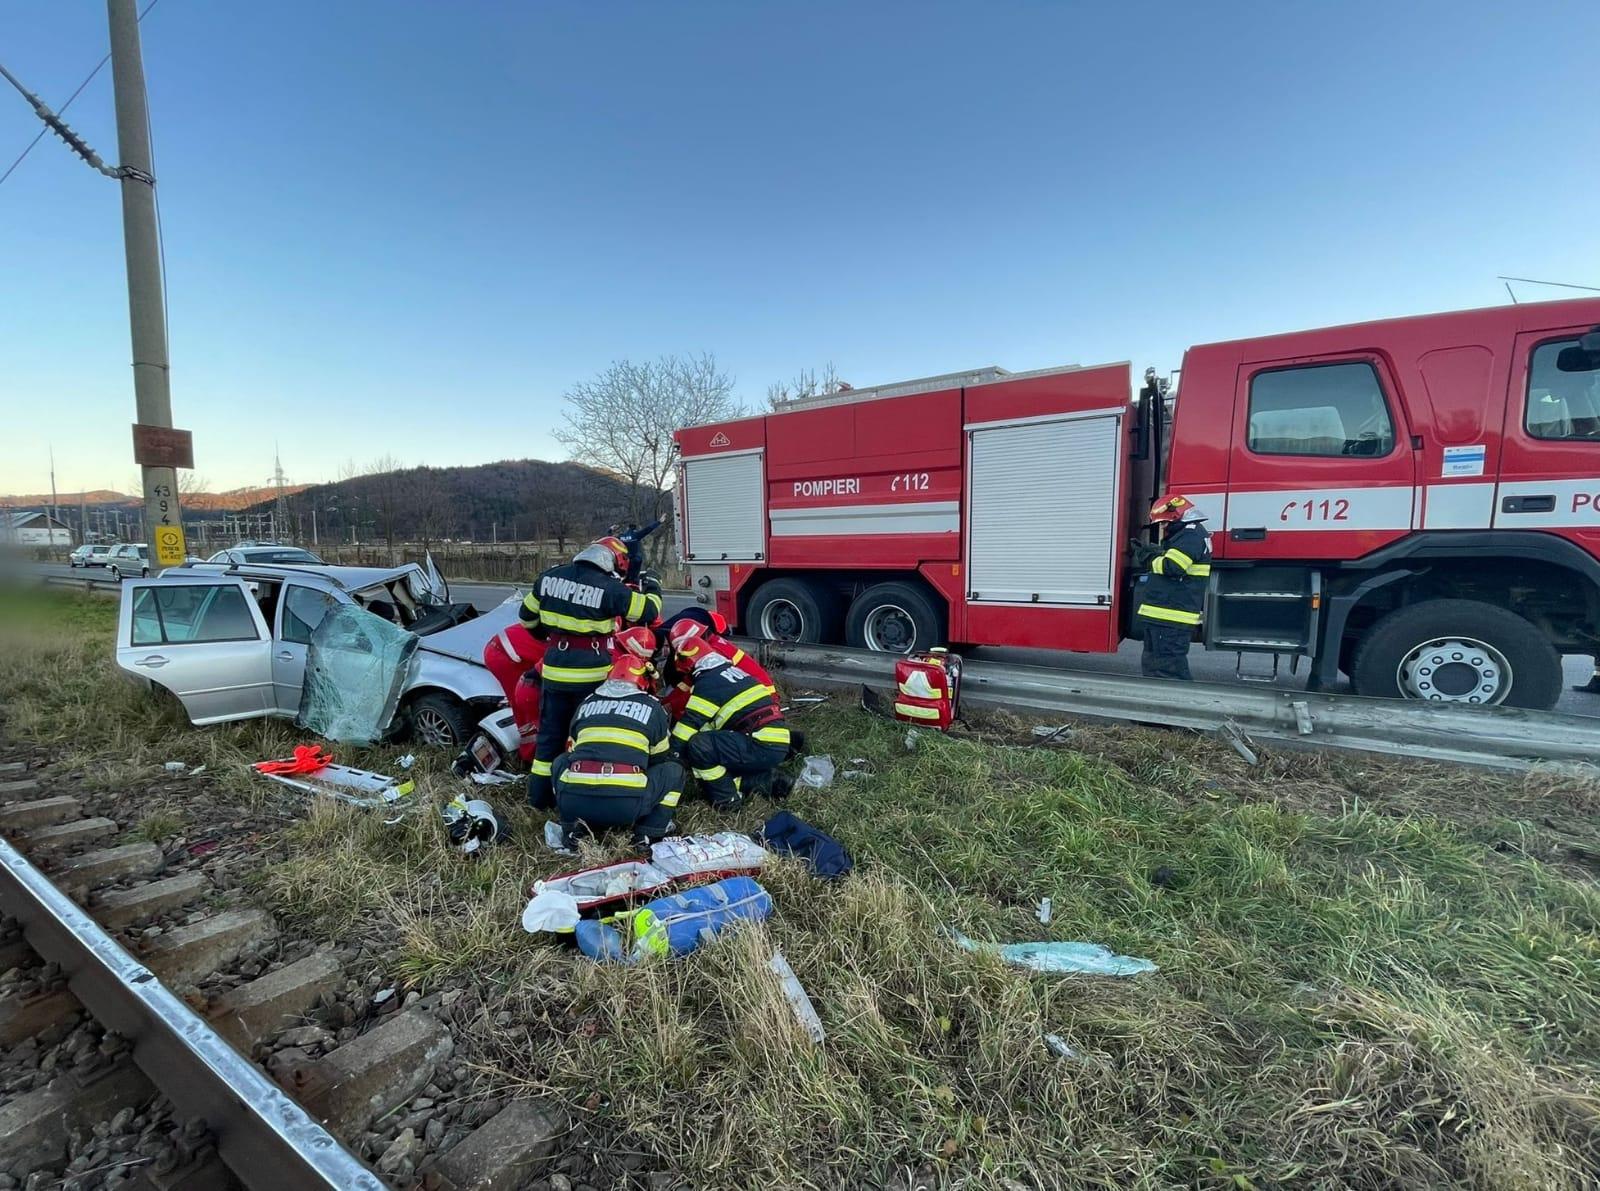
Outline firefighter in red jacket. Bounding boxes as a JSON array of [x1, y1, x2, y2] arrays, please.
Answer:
[[521, 537, 662, 809], [670, 644, 791, 809], [1135, 493, 1212, 681]]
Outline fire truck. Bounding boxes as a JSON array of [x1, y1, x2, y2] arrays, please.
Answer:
[[672, 299, 1600, 710]]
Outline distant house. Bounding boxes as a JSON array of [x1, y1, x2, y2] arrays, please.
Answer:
[[1, 510, 73, 547]]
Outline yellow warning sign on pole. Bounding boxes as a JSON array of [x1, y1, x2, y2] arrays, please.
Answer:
[[153, 524, 187, 570]]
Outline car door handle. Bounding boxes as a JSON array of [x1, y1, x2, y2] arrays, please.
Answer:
[[1230, 527, 1268, 542], [276, 651, 295, 661], [1501, 494, 1555, 513], [135, 655, 169, 669]]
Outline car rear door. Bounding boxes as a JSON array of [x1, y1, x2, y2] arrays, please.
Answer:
[[116, 577, 274, 723], [273, 583, 344, 714]]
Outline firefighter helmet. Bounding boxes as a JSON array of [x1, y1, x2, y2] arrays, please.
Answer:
[[667, 618, 707, 654], [604, 655, 653, 690], [614, 625, 656, 660], [574, 535, 629, 575], [1149, 494, 1203, 524]]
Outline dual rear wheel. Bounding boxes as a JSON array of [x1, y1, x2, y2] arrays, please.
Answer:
[[746, 578, 942, 655]]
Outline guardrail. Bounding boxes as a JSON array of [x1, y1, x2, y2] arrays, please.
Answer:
[[0, 836, 380, 1190], [40, 573, 121, 593], [755, 641, 1600, 773]]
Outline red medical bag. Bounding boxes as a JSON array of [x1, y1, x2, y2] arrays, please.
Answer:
[[892, 648, 962, 730]]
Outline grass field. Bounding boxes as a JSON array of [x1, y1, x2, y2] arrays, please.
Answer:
[[3, 585, 1600, 1189]]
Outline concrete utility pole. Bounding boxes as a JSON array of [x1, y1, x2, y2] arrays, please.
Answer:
[[108, 0, 187, 573]]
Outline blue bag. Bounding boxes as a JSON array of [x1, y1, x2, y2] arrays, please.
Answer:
[[575, 876, 773, 963], [759, 811, 853, 879]]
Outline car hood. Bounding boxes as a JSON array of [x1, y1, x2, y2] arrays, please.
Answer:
[[414, 594, 522, 664]]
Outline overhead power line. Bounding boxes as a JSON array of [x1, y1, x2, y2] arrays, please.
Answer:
[[0, 0, 161, 188], [1497, 275, 1600, 295]]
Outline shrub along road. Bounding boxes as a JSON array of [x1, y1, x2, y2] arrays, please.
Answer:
[[3, 586, 1599, 1188]]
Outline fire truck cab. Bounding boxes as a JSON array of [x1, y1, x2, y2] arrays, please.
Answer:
[[673, 299, 1600, 709]]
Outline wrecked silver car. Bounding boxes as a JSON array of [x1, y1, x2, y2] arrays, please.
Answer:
[[114, 561, 520, 746]]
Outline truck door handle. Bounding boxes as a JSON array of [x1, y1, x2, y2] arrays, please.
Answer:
[[1501, 495, 1555, 513], [276, 651, 295, 661], [135, 655, 168, 669], [1230, 527, 1267, 542]]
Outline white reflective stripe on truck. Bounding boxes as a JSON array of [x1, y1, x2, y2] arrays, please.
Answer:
[[768, 501, 960, 537]]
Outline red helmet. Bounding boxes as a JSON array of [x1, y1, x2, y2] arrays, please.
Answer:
[[668, 619, 707, 654], [575, 535, 629, 576], [614, 625, 656, 660], [1149, 493, 1201, 524], [605, 655, 653, 690]]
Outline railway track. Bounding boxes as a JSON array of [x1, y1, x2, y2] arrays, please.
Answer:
[[0, 759, 570, 1191]]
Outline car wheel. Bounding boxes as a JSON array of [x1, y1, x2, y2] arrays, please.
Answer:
[[407, 692, 472, 747], [140, 567, 149, 577], [109, 566, 120, 582], [746, 578, 842, 644], [1350, 599, 1562, 710], [845, 581, 945, 654]]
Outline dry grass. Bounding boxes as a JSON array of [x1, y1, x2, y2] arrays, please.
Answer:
[[5, 586, 1600, 1188]]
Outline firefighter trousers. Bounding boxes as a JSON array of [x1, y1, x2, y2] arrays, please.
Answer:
[[553, 756, 685, 844], [682, 731, 789, 808], [1139, 622, 1194, 681], [527, 681, 599, 810]]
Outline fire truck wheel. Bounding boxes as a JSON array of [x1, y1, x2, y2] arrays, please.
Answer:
[[747, 578, 841, 644], [845, 582, 943, 655], [1350, 599, 1562, 710]]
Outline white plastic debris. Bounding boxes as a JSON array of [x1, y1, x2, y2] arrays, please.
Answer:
[[163, 761, 186, 773], [396, 753, 416, 770], [469, 770, 519, 786], [769, 948, 826, 1044], [372, 987, 395, 1006], [1043, 1033, 1077, 1059], [904, 729, 920, 752], [1032, 725, 1073, 744], [188, 765, 206, 776], [521, 888, 582, 934], [543, 821, 572, 852], [1218, 722, 1259, 766], [797, 755, 836, 790], [1037, 897, 1053, 925]]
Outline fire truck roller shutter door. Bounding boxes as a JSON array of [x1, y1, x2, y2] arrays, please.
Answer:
[[683, 451, 765, 561], [746, 577, 843, 645]]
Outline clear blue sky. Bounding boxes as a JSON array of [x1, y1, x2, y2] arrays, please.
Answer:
[[2, 0, 1596, 496]]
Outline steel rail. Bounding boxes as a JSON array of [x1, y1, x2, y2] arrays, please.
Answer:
[[0, 837, 381, 1190], [754, 641, 1600, 772]]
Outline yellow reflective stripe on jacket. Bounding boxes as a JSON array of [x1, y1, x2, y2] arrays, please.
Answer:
[[1188, 563, 1211, 577], [574, 726, 650, 751], [650, 736, 670, 755], [1165, 546, 1195, 572], [659, 787, 682, 808], [894, 702, 942, 720], [713, 683, 776, 728], [539, 609, 620, 634], [529, 758, 553, 777], [1137, 604, 1201, 626], [752, 725, 791, 747], [542, 661, 612, 684], [559, 769, 649, 790], [694, 764, 728, 781], [685, 695, 719, 718], [672, 721, 698, 743]]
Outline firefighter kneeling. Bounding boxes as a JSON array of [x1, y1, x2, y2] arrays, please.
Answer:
[[552, 646, 684, 850], [670, 638, 792, 810], [1136, 493, 1212, 681]]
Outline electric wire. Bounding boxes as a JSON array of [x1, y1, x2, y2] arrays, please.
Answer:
[[0, 0, 161, 189]]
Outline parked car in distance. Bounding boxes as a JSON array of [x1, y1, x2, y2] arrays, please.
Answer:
[[113, 561, 516, 747], [70, 544, 112, 568], [204, 545, 325, 566], [106, 544, 150, 580]]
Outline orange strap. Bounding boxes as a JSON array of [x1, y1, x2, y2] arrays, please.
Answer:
[[253, 744, 335, 776]]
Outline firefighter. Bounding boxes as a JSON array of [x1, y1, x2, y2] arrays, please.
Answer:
[[552, 649, 684, 849], [522, 536, 663, 809], [670, 645, 792, 810], [1135, 493, 1212, 681], [660, 614, 777, 719]]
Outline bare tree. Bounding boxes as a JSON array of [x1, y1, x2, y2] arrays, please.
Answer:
[[556, 353, 743, 526], [767, 362, 847, 409], [366, 454, 405, 561], [409, 466, 455, 550]]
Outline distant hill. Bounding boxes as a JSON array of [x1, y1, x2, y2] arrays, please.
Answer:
[[0, 484, 308, 512], [243, 458, 659, 548]]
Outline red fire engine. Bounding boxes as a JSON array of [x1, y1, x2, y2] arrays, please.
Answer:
[[672, 299, 1600, 710]]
